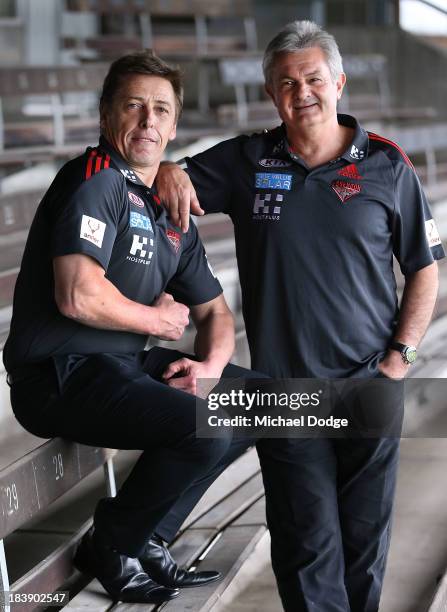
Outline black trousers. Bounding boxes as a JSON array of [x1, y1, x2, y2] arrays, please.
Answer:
[[256, 378, 404, 612], [10, 347, 256, 557]]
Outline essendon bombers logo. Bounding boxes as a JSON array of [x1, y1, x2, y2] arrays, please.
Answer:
[[331, 180, 362, 203], [166, 229, 181, 252]]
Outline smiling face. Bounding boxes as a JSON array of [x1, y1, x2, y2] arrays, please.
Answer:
[[266, 46, 346, 132], [101, 73, 177, 182]]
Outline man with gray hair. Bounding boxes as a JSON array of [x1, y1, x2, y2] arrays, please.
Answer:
[[155, 20, 444, 612]]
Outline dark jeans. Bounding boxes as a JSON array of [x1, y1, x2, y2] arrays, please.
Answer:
[[10, 347, 256, 557], [256, 378, 404, 612]]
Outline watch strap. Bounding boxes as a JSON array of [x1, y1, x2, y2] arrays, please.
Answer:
[[390, 341, 407, 353], [389, 341, 417, 365]]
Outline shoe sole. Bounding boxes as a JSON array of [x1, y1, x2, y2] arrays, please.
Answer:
[[155, 573, 222, 589], [179, 573, 222, 588]]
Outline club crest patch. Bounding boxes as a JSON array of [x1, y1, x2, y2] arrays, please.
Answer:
[[338, 164, 362, 179], [166, 229, 181, 252], [331, 180, 361, 203]]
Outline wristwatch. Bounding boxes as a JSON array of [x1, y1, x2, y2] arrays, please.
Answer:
[[390, 341, 417, 365]]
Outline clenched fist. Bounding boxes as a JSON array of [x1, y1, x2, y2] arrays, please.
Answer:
[[151, 292, 190, 340]]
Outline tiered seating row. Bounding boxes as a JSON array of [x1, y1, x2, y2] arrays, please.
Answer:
[[0, 434, 116, 611], [63, 0, 257, 59]]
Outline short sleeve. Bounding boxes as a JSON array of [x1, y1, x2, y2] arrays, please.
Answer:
[[392, 161, 445, 275], [166, 221, 223, 306], [50, 170, 125, 271], [179, 137, 243, 214]]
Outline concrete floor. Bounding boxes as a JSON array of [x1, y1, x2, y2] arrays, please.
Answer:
[[223, 438, 447, 612]]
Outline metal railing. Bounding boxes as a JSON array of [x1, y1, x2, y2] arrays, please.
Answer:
[[408, 0, 447, 18], [309, 0, 447, 27]]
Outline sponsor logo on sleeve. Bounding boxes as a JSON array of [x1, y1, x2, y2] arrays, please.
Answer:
[[255, 173, 292, 191], [350, 145, 365, 160], [128, 191, 145, 208], [166, 229, 181, 253], [258, 158, 292, 168], [130, 211, 153, 232], [80, 215, 106, 248], [127, 234, 154, 265], [425, 219, 442, 247], [331, 180, 362, 203], [120, 168, 138, 182]]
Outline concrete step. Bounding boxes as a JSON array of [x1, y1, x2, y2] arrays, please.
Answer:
[[218, 439, 447, 612], [429, 570, 447, 612]]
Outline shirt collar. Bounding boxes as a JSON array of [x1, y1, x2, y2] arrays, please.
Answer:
[[337, 114, 369, 163], [270, 114, 369, 164], [98, 135, 149, 189]]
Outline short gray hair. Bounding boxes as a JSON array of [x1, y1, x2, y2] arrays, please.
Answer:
[[263, 21, 344, 86]]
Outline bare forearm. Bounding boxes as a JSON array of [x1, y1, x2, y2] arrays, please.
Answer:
[[194, 311, 235, 369], [379, 262, 439, 377], [56, 274, 157, 335], [54, 254, 190, 340], [394, 262, 439, 346]]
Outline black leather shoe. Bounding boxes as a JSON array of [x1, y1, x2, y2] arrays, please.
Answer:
[[73, 528, 180, 603], [139, 534, 221, 588]]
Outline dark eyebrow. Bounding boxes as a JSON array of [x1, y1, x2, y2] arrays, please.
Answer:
[[126, 95, 172, 109]]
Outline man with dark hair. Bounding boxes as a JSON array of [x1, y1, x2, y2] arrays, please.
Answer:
[[155, 21, 444, 612], [3, 51, 255, 605]]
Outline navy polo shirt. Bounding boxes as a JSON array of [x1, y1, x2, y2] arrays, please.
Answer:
[[4, 136, 222, 370], [180, 114, 445, 378]]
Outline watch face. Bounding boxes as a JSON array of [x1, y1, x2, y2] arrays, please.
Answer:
[[404, 347, 417, 364]]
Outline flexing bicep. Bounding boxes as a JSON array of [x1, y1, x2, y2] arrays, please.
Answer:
[[190, 294, 232, 327]]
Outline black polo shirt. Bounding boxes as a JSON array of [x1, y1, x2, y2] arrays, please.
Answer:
[[180, 114, 445, 378], [4, 136, 222, 370]]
